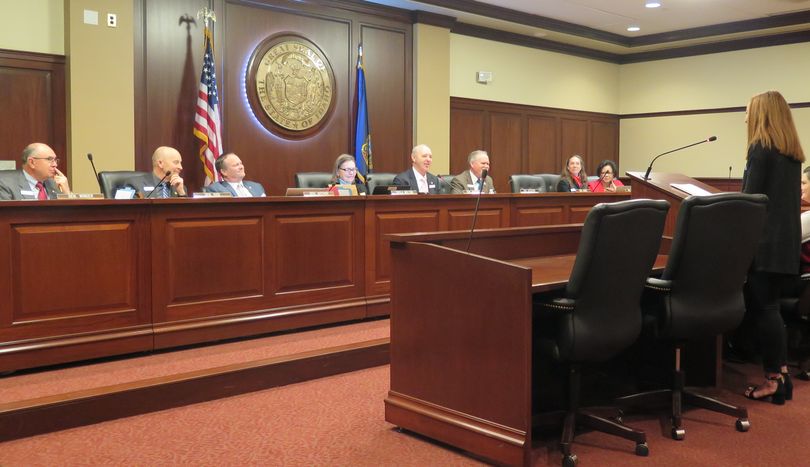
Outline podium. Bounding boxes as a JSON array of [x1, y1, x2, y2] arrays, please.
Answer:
[[627, 171, 721, 235]]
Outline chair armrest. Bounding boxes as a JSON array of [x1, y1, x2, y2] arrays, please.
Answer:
[[800, 273, 810, 282], [645, 277, 672, 292], [535, 297, 575, 315]]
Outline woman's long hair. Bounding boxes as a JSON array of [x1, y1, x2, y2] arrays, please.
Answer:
[[747, 91, 805, 162], [559, 154, 588, 186], [331, 154, 356, 184]]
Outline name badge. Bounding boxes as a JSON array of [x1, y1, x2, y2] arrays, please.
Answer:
[[144, 186, 155, 192], [428, 184, 436, 189], [20, 190, 36, 198]]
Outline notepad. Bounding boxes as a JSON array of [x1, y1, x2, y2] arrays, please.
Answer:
[[670, 183, 712, 196]]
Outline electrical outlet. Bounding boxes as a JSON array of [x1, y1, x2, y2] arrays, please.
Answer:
[[107, 13, 117, 28]]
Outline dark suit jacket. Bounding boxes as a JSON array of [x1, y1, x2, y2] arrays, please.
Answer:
[[742, 143, 802, 275], [0, 170, 60, 200], [449, 170, 495, 194], [204, 180, 267, 197], [392, 168, 440, 194], [125, 172, 184, 198], [557, 176, 586, 192]]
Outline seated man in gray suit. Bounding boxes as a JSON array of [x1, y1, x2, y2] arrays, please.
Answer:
[[126, 146, 187, 198], [392, 144, 441, 194], [204, 153, 266, 197], [450, 149, 495, 194], [0, 143, 71, 200]]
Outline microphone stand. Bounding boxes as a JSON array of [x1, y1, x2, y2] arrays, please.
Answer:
[[87, 153, 102, 192], [644, 136, 717, 180], [145, 171, 173, 199], [465, 170, 488, 253]]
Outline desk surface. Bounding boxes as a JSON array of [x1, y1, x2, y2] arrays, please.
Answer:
[[511, 254, 668, 292]]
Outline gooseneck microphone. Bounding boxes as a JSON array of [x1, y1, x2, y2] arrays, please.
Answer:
[[644, 136, 717, 180], [145, 171, 173, 198], [465, 168, 488, 253], [87, 153, 102, 192]]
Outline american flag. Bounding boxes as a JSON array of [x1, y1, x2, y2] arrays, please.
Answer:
[[193, 25, 222, 185]]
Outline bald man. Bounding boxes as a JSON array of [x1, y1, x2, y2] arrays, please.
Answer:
[[0, 143, 71, 200], [125, 146, 187, 198], [392, 144, 441, 194]]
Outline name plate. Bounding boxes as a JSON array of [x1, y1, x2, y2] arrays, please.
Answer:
[[390, 190, 417, 195], [57, 193, 104, 199], [192, 192, 233, 198], [303, 191, 335, 197]]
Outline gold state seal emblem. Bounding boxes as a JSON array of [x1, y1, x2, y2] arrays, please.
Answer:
[[254, 39, 334, 131]]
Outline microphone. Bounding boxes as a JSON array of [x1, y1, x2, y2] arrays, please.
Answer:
[[728, 166, 732, 179], [145, 171, 173, 198], [87, 153, 102, 192], [465, 169, 488, 253], [644, 136, 717, 180]]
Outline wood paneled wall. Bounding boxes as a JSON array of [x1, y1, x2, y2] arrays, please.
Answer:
[[450, 97, 619, 193], [0, 49, 66, 172], [135, 0, 412, 195]]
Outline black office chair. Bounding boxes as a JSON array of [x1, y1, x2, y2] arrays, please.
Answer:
[[782, 273, 810, 379], [98, 171, 148, 199], [618, 193, 768, 440], [534, 198, 669, 466], [366, 172, 396, 194], [293, 172, 332, 189], [509, 174, 547, 193], [536, 174, 562, 192], [437, 174, 455, 194]]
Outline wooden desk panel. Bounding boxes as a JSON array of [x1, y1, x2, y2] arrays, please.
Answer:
[[0, 194, 626, 372]]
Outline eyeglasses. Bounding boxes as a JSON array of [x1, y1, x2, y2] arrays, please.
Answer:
[[340, 167, 357, 173], [32, 157, 59, 164], [600, 171, 614, 177]]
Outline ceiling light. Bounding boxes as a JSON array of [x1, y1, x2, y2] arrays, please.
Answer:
[[645, 1, 661, 8], [627, 25, 641, 32]]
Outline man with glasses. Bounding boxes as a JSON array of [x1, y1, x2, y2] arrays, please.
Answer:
[[204, 152, 266, 197], [0, 143, 71, 200]]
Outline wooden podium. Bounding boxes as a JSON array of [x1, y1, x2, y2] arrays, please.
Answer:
[[627, 171, 721, 236]]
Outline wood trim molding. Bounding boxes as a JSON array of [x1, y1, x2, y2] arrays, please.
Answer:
[[620, 102, 810, 120], [0, 49, 65, 64], [412, 10, 456, 29]]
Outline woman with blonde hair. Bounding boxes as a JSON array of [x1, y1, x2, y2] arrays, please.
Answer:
[[742, 91, 805, 404], [330, 153, 367, 194]]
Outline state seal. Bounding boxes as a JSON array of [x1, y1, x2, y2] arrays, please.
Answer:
[[251, 36, 334, 132]]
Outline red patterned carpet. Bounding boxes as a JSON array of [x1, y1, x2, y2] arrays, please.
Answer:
[[1, 361, 810, 466]]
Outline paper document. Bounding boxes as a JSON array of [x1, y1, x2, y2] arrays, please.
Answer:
[[670, 183, 712, 196]]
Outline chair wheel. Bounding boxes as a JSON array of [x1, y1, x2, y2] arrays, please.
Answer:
[[671, 427, 685, 440], [562, 454, 578, 467], [635, 442, 649, 457], [736, 418, 750, 432]]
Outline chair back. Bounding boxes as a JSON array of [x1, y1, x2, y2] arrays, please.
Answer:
[[559, 199, 669, 362], [536, 174, 561, 192], [98, 171, 147, 198], [509, 175, 547, 193], [294, 172, 332, 189], [437, 175, 455, 194], [367, 172, 396, 194], [658, 193, 768, 339]]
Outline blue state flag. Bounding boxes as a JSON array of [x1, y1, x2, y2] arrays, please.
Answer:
[[353, 44, 372, 184]]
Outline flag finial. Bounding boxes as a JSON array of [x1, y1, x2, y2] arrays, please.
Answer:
[[196, 7, 217, 28]]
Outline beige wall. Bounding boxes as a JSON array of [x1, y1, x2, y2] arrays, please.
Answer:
[[450, 34, 620, 114], [414, 24, 451, 174], [0, 0, 64, 54], [620, 43, 810, 176], [66, 0, 135, 193]]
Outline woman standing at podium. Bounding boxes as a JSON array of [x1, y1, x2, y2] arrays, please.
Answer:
[[742, 90, 805, 404]]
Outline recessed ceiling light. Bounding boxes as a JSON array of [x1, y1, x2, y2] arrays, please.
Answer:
[[627, 26, 641, 32], [646, 1, 661, 8]]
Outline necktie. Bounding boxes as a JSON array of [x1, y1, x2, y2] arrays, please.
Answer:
[[35, 182, 47, 200], [418, 176, 428, 193], [160, 183, 170, 198]]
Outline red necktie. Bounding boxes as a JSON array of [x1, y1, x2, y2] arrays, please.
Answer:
[[35, 182, 47, 200]]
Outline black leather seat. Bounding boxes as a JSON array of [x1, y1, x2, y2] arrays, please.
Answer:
[[534, 198, 669, 466], [509, 174, 547, 193], [294, 172, 332, 189], [536, 173, 562, 192], [366, 172, 396, 194], [782, 273, 810, 378], [98, 171, 148, 198], [436, 175, 454, 194], [619, 193, 768, 440]]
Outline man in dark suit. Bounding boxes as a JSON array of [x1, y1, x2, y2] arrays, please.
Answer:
[[126, 146, 187, 198], [0, 143, 71, 200], [393, 144, 440, 194], [450, 149, 495, 194], [204, 153, 266, 197]]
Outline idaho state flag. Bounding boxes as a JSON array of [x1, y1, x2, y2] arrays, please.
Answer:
[[353, 43, 372, 184]]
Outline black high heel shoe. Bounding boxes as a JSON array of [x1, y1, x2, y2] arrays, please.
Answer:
[[745, 375, 785, 405], [782, 372, 793, 401]]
